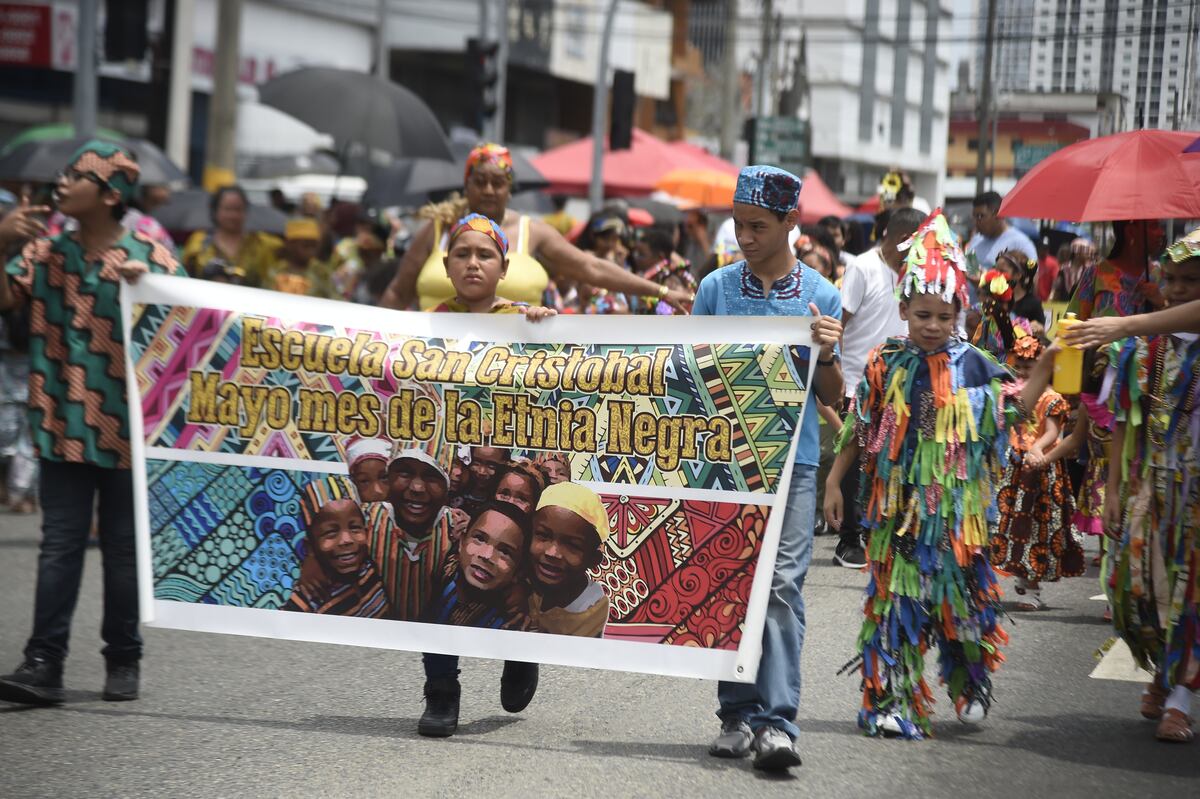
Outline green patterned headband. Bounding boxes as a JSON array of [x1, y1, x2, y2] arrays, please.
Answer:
[[68, 139, 140, 203]]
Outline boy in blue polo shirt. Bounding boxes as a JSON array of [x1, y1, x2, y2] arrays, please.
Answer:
[[694, 165, 843, 771]]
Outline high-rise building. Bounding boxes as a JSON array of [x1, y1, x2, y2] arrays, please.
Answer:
[[974, 0, 1199, 129], [801, 0, 954, 204]]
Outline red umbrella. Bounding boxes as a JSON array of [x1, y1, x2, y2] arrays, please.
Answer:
[[999, 129, 1200, 221]]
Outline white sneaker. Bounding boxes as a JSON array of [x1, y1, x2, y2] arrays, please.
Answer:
[[957, 699, 987, 725], [877, 713, 905, 736]]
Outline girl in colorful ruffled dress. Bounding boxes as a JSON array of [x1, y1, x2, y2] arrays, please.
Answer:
[[1103, 231, 1200, 744], [825, 211, 1057, 739], [989, 333, 1085, 610]]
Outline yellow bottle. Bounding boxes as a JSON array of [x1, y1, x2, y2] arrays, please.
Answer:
[[1053, 313, 1084, 394]]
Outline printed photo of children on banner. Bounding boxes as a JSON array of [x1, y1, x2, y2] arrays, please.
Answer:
[[129, 275, 813, 678], [267, 434, 612, 636]]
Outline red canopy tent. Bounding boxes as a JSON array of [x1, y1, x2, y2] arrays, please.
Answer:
[[667, 141, 740, 176], [797, 169, 854, 224], [532, 129, 737, 196]]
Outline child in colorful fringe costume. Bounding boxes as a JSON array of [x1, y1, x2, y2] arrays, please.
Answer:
[[989, 330, 1085, 611], [1103, 229, 1200, 744], [824, 211, 1058, 739]]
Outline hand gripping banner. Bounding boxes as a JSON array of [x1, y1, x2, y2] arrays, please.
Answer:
[[121, 276, 817, 682]]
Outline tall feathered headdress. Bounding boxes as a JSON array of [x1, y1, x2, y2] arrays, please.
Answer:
[[895, 209, 970, 307]]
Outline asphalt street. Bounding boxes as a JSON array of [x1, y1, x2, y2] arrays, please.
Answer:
[[0, 510, 1195, 799]]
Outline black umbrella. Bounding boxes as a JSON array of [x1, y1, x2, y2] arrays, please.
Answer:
[[258, 67, 453, 161], [151, 189, 288, 235], [448, 141, 549, 192], [363, 153, 550, 207], [508, 189, 554, 215], [242, 152, 341, 179], [624, 196, 684, 226], [361, 161, 434, 208], [0, 136, 187, 185]]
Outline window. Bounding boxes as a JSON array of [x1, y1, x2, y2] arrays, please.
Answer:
[[968, 139, 979, 151]]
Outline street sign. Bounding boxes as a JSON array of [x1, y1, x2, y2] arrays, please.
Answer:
[[748, 116, 808, 173], [1013, 142, 1062, 174]]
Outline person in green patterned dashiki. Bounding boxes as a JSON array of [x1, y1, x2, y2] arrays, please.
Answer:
[[0, 140, 186, 708]]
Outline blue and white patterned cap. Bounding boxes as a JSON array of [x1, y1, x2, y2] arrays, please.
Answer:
[[733, 165, 802, 215]]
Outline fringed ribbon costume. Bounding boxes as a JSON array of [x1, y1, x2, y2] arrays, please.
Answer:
[[839, 337, 1023, 739], [1108, 333, 1200, 692]]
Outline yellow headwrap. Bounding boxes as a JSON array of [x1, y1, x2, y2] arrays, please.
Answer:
[[285, 217, 321, 241], [535, 482, 610, 543]]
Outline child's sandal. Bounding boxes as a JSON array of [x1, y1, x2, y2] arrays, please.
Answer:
[[1014, 594, 1047, 611], [1141, 682, 1169, 720], [1155, 709, 1195, 743]]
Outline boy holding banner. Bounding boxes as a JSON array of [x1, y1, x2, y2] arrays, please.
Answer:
[[692, 166, 845, 771], [0, 141, 185, 706]]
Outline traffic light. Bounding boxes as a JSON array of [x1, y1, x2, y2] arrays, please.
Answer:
[[610, 70, 635, 151], [105, 0, 149, 62], [466, 37, 499, 129]]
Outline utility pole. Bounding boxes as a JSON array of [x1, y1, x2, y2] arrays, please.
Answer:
[[588, 0, 620, 212], [494, 0, 510, 142], [166, 0, 196, 171], [718, 0, 739, 160], [73, 0, 99, 138], [755, 0, 773, 118], [204, 0, 242, 191], [974, 0, 996, 195], [375, 0, 388, 79]]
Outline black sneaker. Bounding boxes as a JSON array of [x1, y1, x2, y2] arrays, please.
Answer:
[[752, 726, 802, 771], [0, 656, 65, 705], [418, 676, 461, 737], [500, 660, 538, 713], [708, 716, 753, 758], [102, 661, 140, 702], [834, 539, 868, 569]]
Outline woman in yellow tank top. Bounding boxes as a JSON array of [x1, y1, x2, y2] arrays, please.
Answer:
[[380, 144, 695, 313]]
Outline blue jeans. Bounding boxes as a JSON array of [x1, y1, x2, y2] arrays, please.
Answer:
[[24, 460, 142, 664], [716, 464, 816, 740]]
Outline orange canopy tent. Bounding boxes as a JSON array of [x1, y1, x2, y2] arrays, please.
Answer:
[[655, 168, 738, 207]]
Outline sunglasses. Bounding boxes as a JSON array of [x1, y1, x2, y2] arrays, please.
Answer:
[[57, 169, 111, 192]]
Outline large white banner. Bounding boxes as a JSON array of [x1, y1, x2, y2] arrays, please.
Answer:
[[122, 275, 816, 682]]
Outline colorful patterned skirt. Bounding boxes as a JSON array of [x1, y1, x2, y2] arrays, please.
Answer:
[[1108, 467, 1200, 691], [990, 454, 1086, 582]]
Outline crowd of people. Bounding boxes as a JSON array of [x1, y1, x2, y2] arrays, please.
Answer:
[[0, 139, 1197, 773]]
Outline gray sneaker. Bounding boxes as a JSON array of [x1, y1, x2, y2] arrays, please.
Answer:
[[752, 726, 802, 771], [708, 717, 753, 758]]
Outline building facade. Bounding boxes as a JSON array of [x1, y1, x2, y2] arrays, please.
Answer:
[[801, 0, 954, 204], [974, 0, 1200, 130]]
